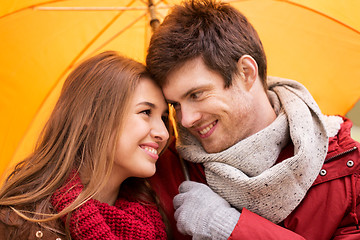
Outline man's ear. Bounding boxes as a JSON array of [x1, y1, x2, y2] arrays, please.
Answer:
[[236, 55, 258, 90]]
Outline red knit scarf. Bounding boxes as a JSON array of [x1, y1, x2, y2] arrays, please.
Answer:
[[50, 172, 166, 239]]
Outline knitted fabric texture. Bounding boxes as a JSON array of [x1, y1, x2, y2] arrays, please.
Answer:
[[176, 76, 343, 223], [50, 172, 166, 240]]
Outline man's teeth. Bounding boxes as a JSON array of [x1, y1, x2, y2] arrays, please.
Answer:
[[144, 146, 158, 155], [199, 122, 215, 135]]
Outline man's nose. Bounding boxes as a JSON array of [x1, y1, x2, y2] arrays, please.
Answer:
[[179, 105, 201, 128]]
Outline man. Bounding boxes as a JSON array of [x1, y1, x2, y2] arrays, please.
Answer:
[[147, 0, 360, 239]]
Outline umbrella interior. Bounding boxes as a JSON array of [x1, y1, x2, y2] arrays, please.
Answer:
[[0, 0, 359, 178]]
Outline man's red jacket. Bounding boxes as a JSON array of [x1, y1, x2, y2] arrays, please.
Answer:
[[150, 117, 360, 239]]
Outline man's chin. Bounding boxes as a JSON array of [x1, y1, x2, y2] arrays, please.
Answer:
[[201, 141, 224, 154], [200, 137, 238, 153]]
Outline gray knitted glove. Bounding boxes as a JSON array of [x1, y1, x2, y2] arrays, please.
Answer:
[[173, 181, 241, 240]]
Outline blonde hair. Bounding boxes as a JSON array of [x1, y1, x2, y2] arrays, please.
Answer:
[[0, 51, 169, 237]]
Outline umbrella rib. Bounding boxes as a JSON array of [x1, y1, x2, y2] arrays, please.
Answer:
[[54, 11, 140, 85], [152, 0, 172, 19], [47, 6, 147, 102], [1, 0, 172, 18], [10, 2, 144, 164], [277, 0, 360, 35], [225, 0, 359, 35], [36, 6, 148, 11], [86, 12, 148, 58], [35, 6, 171, 11], [51, 12, 148, 110], [0, 0, 66, 19]]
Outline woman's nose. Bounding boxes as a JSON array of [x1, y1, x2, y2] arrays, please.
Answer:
[[151, 120, 169, 143]]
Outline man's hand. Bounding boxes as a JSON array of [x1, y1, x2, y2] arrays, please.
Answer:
[[173, 181, 241, 240]]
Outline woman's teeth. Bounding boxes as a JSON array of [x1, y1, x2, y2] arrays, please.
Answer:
[[144, 146, 158, 155]]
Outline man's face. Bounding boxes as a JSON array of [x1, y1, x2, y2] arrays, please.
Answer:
[[163, 57, 258, 153]]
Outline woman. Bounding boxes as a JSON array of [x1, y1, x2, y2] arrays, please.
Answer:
[[0, 51, 170, 239]]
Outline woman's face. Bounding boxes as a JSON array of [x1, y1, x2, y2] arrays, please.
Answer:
[[114, 77, 169, 180]]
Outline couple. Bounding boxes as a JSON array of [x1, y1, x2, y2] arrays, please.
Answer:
[[1, 0, 359, 239]]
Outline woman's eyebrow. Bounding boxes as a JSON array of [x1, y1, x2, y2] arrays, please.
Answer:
[[136, 101, 155, 108]]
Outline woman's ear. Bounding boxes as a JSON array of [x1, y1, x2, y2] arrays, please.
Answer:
[[236, 55, 258, 90]]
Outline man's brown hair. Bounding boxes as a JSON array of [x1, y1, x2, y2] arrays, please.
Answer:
[[147, 0, 267, 88]]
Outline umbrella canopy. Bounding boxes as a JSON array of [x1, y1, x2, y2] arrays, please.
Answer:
[[1, 0, 359, 179]]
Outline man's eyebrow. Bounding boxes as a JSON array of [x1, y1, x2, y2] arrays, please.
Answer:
[[166, 86, 204, 104], [181, 87, 200, 99], [136, 101, 155, 108]]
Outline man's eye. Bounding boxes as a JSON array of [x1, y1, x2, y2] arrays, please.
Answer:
[[190, 91, 202, 99]]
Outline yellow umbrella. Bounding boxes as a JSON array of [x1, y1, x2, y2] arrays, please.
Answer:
[[1, 0, 359, 179]]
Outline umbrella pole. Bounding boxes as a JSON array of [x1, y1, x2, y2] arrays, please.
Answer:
[[148, 0, 160, 31], [179, 156, 190, 181]]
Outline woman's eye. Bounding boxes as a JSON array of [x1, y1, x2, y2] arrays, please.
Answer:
[[140, 109, 151, 115]]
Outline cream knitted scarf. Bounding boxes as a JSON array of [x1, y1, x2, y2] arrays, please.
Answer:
[[176, 77, 343, 223]]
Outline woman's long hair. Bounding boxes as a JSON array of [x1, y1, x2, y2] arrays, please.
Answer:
[[0, 51, 170, 237]]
